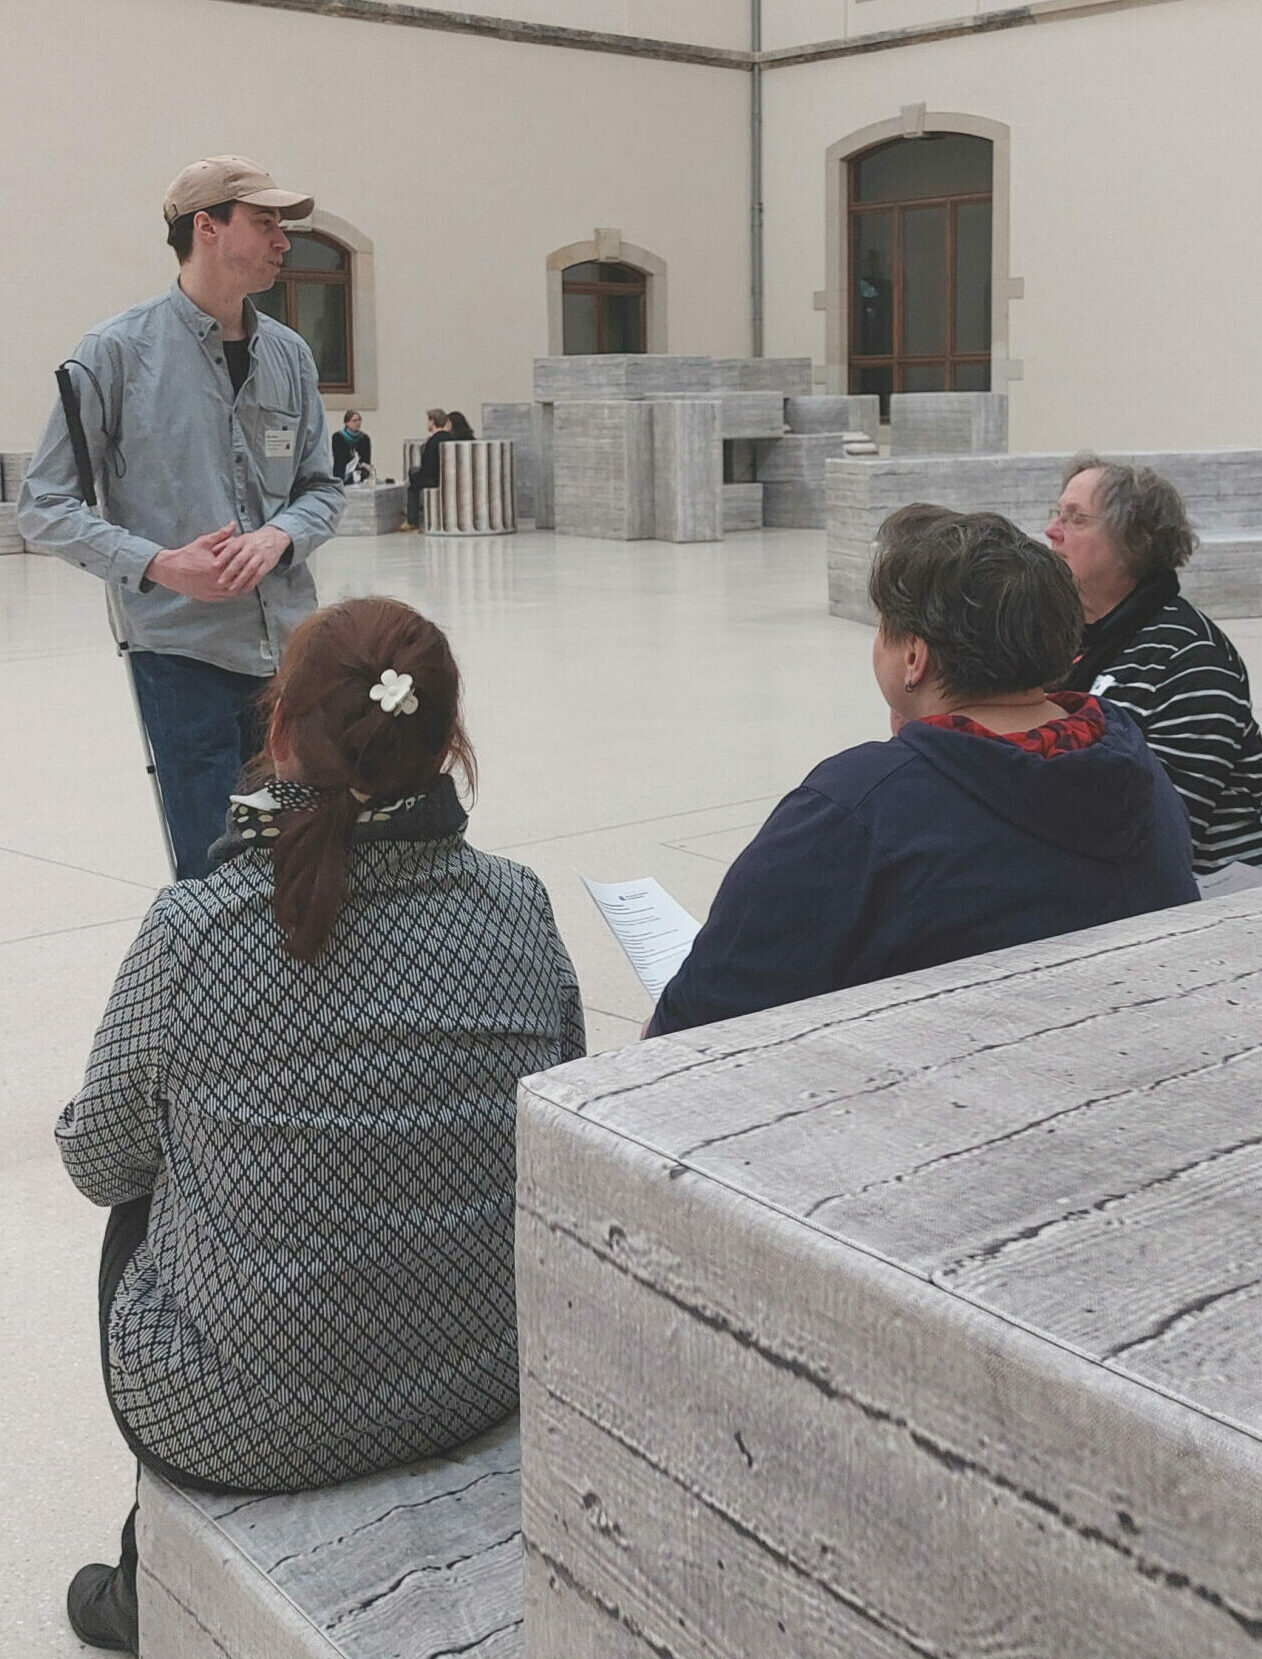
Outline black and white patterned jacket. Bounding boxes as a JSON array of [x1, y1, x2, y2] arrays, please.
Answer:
[[57, 778, 584, 1491]]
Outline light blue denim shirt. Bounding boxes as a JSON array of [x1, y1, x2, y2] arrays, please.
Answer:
[[18, 281, 344, 675]]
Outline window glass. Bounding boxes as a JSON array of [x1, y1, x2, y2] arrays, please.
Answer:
[[903, 363, 947, 392], [953, 361, 991, 391], [562, 261, 602, 283], [562, 291, 598, 354], [284, 234, 347, 272], [600, 292, 644, 353], [295, 283, 348, 386], [851, 212, 894, 357], [901, 205, 947, 356], [855, 363, 893, 418], [853, 134, 992, 203], [954, 200, 992, 356]]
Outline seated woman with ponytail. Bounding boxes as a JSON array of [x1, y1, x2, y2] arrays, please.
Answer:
[[55, 597, 584, 1656]]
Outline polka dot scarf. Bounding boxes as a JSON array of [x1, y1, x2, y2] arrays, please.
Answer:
[[213, 774, 469, 863]]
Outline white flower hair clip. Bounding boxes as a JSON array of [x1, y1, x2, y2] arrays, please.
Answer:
[[369, 668, 419, 716]]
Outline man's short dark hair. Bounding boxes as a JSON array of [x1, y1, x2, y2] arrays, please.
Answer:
[[868, 505, 1083, 699], [166, 199, 235, 263], [426, 408, 448, 427]]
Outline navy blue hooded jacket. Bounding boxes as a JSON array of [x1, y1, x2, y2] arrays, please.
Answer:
[[647, 700, 1198, 1037]]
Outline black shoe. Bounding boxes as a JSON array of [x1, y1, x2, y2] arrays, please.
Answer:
[[67, 1561, 138, 1653]]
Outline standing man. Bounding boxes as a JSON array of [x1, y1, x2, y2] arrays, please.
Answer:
[[402, 408, 453, 529], [19, 155, 343, 878]]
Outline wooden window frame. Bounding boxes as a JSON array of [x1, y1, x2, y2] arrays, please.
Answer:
[[266, 230, 355, 395], [560, 264, 648, 355], [848, 166, 992, 405]]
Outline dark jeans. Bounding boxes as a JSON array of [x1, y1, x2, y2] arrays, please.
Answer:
[[406, 467, 424, 527], [128, 652, 269, 880]]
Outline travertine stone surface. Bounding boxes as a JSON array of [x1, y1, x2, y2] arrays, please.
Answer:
[[534, 404, 555, 529], [482, 402, 537, 518], [137, 1420, 522, 1659], [711, 357, 813, 396], [651, 400, 722, 543], [785, 395, 879, 437], [518, 891, 1262, 1659], [756, 432, 859, 528], [534, 355, 715, 403], [1, 450, 32, 502], [889, 391, 1009, 456], [332, 482, 407, 536], [827, 449, 1262, 621], [553, 401, 654, 540], [0, 503, 24, 554], [722, 482, 763, 530], [718, 391, 786, 438]]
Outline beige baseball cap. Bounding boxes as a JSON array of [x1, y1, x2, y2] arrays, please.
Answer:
[[162, 155, 314, 225]]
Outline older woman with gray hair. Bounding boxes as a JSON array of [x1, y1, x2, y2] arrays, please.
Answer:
[[1050, 455, 1262, 871]]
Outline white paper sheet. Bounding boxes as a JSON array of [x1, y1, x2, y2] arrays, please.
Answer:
[[1197, 861, 1262, 898], [582, 876, 701, 1001]]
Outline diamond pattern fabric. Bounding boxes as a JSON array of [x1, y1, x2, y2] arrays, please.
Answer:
[[57, 821, 584, 1492]]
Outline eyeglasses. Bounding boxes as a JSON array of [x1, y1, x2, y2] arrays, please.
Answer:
[[1048, 506, 1101, 529]]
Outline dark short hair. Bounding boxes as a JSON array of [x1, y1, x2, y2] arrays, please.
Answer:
[[166, 199, 235, 263], [343, 410, 360, 425], [427, 408, 448, 427], [869, 505, 1083, 699], [1063, 452, 1197, 579]]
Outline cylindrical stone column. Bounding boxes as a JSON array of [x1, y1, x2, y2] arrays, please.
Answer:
[[472, 442, 490, 531]]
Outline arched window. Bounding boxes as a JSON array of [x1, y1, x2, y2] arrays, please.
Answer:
[[848, 134, 992, 417], [253, 230, 353, 393], [561, 261, 648, 354]]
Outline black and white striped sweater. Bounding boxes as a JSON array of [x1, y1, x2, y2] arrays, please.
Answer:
[[1083, 596, 1262, 873]]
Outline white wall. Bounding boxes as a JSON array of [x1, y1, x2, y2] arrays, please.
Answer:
[[762, 0, 1262, 450], [1, 0, 751, 475], [285, 0, 750, 49]]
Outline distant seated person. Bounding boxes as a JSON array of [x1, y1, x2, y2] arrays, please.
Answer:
[[57, 596, 584, 1653], [646, 509, 1198, 1038], [447, 409, 475, 441], [404, 407, 454, 529], [1050, 454, 1262, 872], [331, 408, 372, 485]]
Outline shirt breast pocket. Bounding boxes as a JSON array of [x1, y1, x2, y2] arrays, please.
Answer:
[[257, 404, 301, 491]]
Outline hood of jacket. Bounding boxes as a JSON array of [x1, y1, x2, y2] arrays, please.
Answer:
[[894, 699, 1166, 863]]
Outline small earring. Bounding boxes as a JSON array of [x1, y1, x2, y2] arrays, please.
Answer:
[[904, 678, 915, 693]]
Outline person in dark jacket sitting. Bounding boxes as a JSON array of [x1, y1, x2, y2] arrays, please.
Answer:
[[403, 408, 454, 529], [646, 507, 1198, 1038], [331, 409, 372, 484]]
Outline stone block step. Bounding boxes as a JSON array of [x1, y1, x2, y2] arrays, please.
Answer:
[[137, 1418, 522, 1659]]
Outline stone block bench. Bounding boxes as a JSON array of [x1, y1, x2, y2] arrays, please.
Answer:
[[828, 448, 1262, 621], [517, 888, 1262, 1658], [137, 1417, 522, 1658], [333, 481, 408, 537]]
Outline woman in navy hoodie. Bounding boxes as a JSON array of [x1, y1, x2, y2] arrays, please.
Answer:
[[647, 508, 1198, 1038]]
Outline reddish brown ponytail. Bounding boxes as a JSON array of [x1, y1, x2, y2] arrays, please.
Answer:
[[249, 598, 475, 961]]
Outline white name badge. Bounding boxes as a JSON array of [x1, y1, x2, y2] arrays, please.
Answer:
[[265, 427, 295, 459]]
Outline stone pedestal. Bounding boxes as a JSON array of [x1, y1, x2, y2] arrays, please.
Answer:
[[785, 395, 879, 437], [482, 402, 537, 518], [534, 354, 715, 403], [1, 450, 32, 502], [712, 357, 813, 396], [332, 482, 407, 537], [136, 1420, 522, 1658], [426, 440, 516, 535], [754, 432, 860, 528], [722, 482, 763, 530], [652, 400, 722, 543], [889, 391, 1008, 455], [553, 402, 654, 540], [518, 890, 1262, 1659], [718, 392, 786, 438], [0, 503, 24, 554]]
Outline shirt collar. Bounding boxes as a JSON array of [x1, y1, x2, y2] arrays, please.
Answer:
[[169, 279, 258, 349]]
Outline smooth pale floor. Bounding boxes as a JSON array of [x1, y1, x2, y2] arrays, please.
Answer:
[[4, 527, 1261, 1655]]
